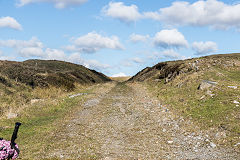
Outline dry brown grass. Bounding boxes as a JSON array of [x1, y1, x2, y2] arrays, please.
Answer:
[[0, 82, 100, 159], [110, 76, 131, 82]]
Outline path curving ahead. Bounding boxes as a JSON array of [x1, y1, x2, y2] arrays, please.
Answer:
[[44, 82, 239, 159]]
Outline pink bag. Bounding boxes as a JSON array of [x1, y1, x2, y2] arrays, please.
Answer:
[[0, 122, 21, 160], [0, 139, 19, 160]]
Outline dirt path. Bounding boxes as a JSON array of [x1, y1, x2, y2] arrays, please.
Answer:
[[43, 82, 239, 159]]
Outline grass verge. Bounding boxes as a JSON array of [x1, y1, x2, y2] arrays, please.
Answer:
[[0, 85, 94, 159]]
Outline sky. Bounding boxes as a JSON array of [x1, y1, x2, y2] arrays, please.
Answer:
[[1, 0, 240, 77]]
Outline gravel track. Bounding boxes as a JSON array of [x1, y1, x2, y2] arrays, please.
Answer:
[[43, 82, 239, 160]]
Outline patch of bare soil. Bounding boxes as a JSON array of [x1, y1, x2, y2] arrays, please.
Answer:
[[42, 82, 239, 159]]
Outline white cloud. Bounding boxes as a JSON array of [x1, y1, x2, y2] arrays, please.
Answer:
[[112, 72, 127, 77], [192, 41, 218, 55], [129, 33, 149, 43], [0, 17, 22, 30], [0, 37, 66, 60], [0, 37, 111, 73], [144, 0, 240, 30], [83, 59, 111, 70], [43, 51, 111, 72], [153, 29, 188, 48], [0, 37, 46, 58], [44, 48, 66, 60], [19, 47, 44, 57], [68, 32, 124, 53], [161, 49, 186, 60], [143, 11, 161, 21], [67, 52, 84, 64], [132, 57, 144, 64], [100, 0, 240, 30], [17, 0, 88, 9], [0, 37, 43, 49], [102, 2, 142, 23]]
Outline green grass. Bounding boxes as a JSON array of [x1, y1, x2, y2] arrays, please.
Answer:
[[145, 66, 240, 145], [0, 85, 94, 159]]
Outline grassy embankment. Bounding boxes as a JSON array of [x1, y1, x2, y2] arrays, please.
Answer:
[[132, 54, 240, 145]]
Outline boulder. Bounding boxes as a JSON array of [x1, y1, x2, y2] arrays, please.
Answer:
[[7, 113, 18, 119], [198, 80, 217, 90]]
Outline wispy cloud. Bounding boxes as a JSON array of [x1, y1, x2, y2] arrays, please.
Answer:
[[129, 33, 149, 43], [192, 41, 218, 55], [161, 49, 187, 60], [0, 17, 22, 30], [132, 57, 144, 64], [16, 0, 88, 9]]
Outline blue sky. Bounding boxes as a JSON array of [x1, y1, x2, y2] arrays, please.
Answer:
[[0, 0, 240, 76]]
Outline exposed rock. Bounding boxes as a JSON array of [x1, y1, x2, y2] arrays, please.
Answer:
[[191, 62, 199, 71], [215, 132, 226, 140], [200, 95, 206, 100], [210, 142, 217, 148], [165, 71, 178, 83], [31, 99, 44, 105], [69, 93, 88, 98], [177, 83, 183, 88], [7, 113, 18, 119], [206, 90, 215, 97], [234, 143, 240, 147], [228, 86, 238, 89], [233, 100, 239, 104], [198, 80, 217, 90], [154, 79, 161, 82]]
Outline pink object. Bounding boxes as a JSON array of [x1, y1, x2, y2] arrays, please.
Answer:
[[0, 139, 19, 160]]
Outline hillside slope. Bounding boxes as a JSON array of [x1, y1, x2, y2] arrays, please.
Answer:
[[129, 53, 240, 83], [0, 59, 111, 91], [0, 59, 111, 118], [129, 53, 240, 145]]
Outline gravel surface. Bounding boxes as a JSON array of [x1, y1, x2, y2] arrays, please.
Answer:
[[43, 82, 239, 160]]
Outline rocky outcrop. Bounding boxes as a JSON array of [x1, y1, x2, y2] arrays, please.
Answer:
[[197, 80, 217, 90]]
